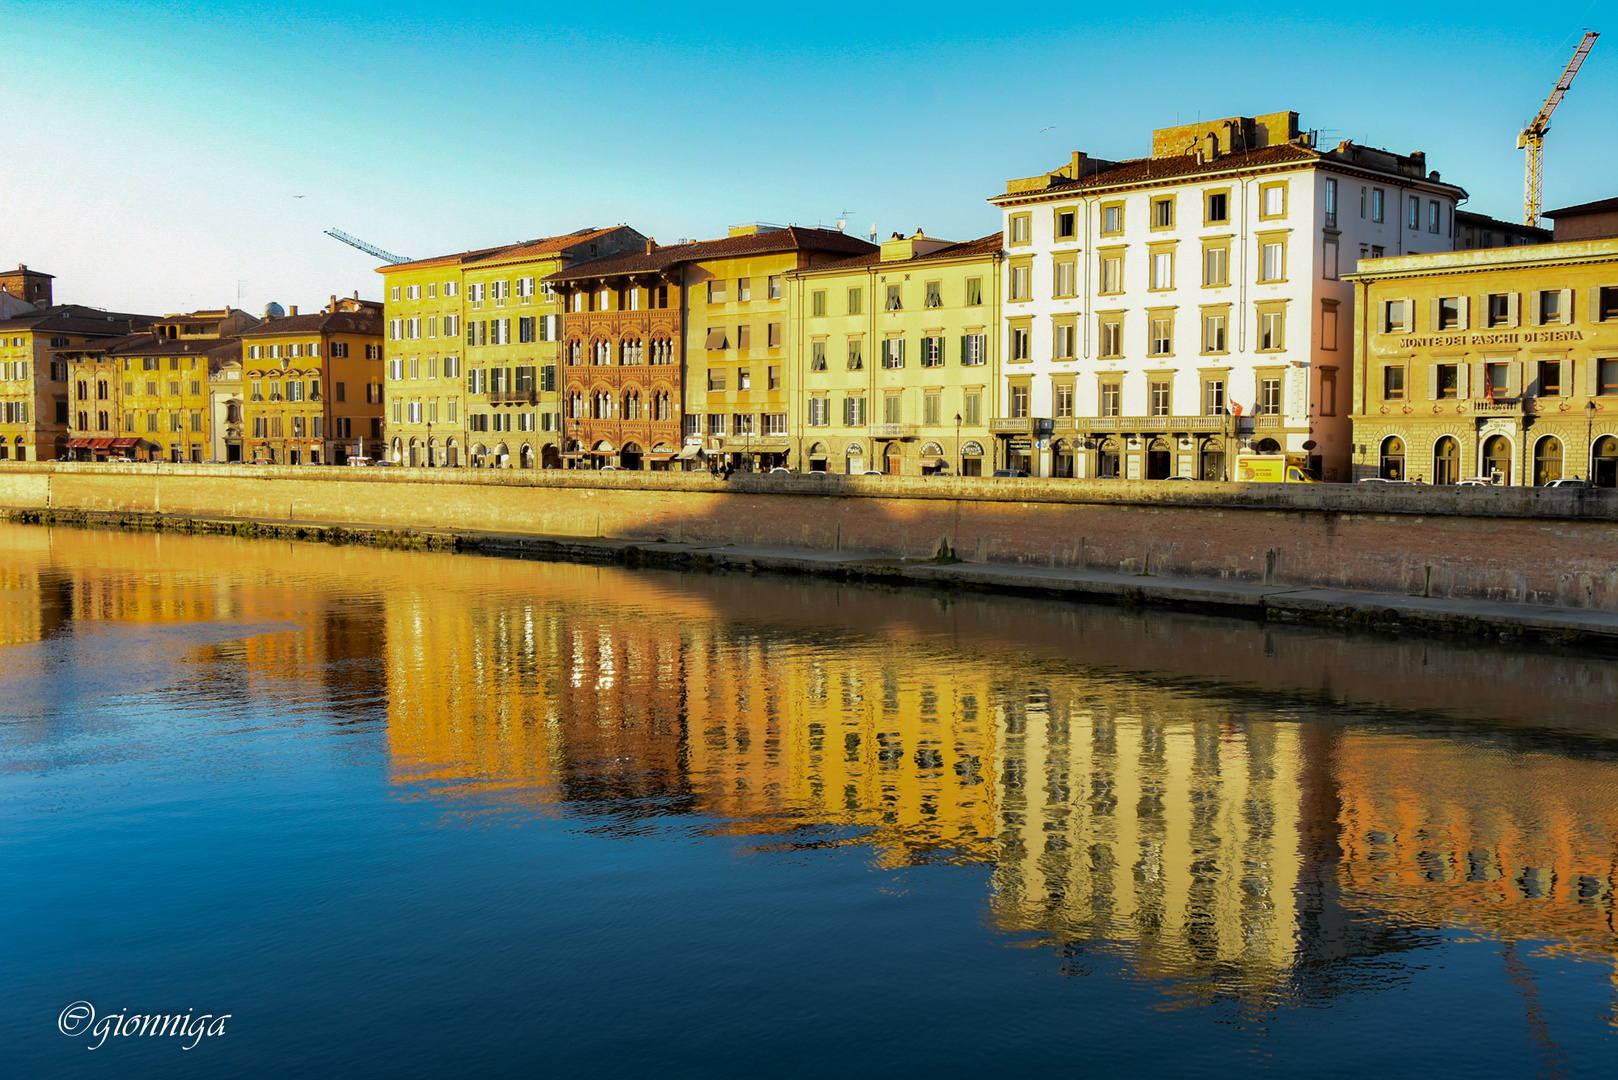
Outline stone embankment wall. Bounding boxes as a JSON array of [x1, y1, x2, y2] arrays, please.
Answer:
[[2, 463, 1616, 611]]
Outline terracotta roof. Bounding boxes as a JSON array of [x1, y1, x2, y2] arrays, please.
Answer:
[[379, 244, 511, 274], [463, 227, 633, 268], [237, 310, 380, 337], [787, 232, 1005, 276], [545, 226, 877, 283], [1543, 197, 1618, 218], [0, 312, 152, 335]]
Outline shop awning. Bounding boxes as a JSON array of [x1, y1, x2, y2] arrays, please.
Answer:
[[559, 451, 586, 459], [738, 441, 790, 453], [109, 437, 142, 449], [919, 456, 944, 469], [644, 452, 675, 461], [676, 445, 705, 460], [64, 438, 95, 448]]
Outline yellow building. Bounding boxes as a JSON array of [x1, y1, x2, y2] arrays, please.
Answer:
[[1349, 237, 1618, 485], [0, 305, 152, 460], [238, 300, 383, 465], [378, 227, 644, 468], [786, 231, 1003, 475], [56, 307, 258, 462], [681, 225, 876, 470]]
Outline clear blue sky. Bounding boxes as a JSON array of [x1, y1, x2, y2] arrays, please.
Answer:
[[2, 0, 1611, 315]]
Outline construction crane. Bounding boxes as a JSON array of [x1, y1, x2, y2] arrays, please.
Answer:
[[1518, 30, 1599, 227], [324, 228, 411, 264]]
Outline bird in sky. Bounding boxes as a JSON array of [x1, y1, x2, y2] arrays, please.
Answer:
[[1039, 126, 1055, 133], [294, 195, 305, 199]]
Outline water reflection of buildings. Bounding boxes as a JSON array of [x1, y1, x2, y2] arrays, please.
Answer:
[[4, 522, 1616, 1013]]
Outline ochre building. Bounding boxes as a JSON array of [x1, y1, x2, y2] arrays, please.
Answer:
[[1349, 237, 1618, 485], [238, 300, 384, 465]]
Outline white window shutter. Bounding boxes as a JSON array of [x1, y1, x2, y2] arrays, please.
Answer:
[[1528, 290, 1541, 326], [1587, 358, 1599, 396], [1506, 362, 1521, 397], [1560, 289, 1574, 325], [1592, 288, 1603, 323], [1507, 292, 1520, 328], [1427, 364, 1438, 401], [1429, 298, 1441, 331], [1456, 296, 1470, 331]]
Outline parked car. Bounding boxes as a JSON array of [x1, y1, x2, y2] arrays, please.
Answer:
[[991, 469, 1029, 477], [1545, 478, 1589, 488], [860, 469, 884, 476], [1164, 475, 1198, 481], [346, 456, 375, 467], [1456, 477, 1495, 487], [767, 467, 793, 475]]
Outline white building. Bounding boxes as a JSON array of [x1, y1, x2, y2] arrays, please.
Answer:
[[987, 111, 1466, 481]]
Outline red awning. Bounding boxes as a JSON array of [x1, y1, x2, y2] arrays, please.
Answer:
[[109, 437, 142, 448], [643, 453, 675, 461], [89, 438, 116, 449], [65, 438, 95, 448]]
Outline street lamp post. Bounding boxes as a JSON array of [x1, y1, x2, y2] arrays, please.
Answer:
[[955, 413, 962, 476], [1585, 398, 1597, 480], [426, 419, 433, 467]]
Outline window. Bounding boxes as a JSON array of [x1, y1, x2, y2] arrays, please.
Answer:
[[1054, 322, 1076, 359], [1538, 290, 1563, 324], [960, 334, 986, 366], [1384, 300, 1410, 334], [767, 275, 782, 300], [708, 280, 726, 304], [1202, 314, 1226, 353], [1048, 382, 1074, 420], [808, 397, 829, 426], [1408, 196, 1421, 229], [965, 278, 982, 306], [1324, 180, 1337, 228], [768, 365, 781, 389], [738, 368, 751, 390], [1203, 380, 1225, 416], [1539, 359, 1561, 397], [885, 284, 902, 311], [1054, 258, 1076, 297], [1384, 366, 1405, 400], [811, 290, 827, 317], [1010, 326, 1030, 361], [1208, 191, 1229, 224], [883, 393, 902, 424], [1149, 380, 1171, 417], [1099, 317, 1122, 358], [1149, 316, 1172, 355], [1204, 245, 1228, 286], [1151, 197, 1173, 228], [1010, 264, 1030, 301], [1150, 251, 1173, 290], [1260, 310, 1284, 350], [847, 340, 863, 370], [737, 324, 752, 350], [1101, 203, 1123, 234], [1487, 294, 1511, 328], [1100, 255, 1122, 294], [1586, 355, 1618, 395], [1099, 380, 1121, 418], [1436, 363, 1459, 399], [1600, 287, 1618, 322], [1261, 184, 1285, 218], [924, 392, 941, 425], [707, 369, 726, 392], [843, 395, 866, 426], [1259, 377, 1282, 415], [847, 288, 862, 315], [962, 391, 981, 425], [925, 280, 942, 308], [707, 413, 726, 436], [1056, 210, 1076, 238], [1437, 297, 1460, 330], [1260, 241, 1285, 282], [737, 278, 752, 302], [732, 412, 755, 435], [519, 317, 535, 343], [1009, 384, 1030, 419], [1010, 214, 1031, 243], [1486, 361, 1510, 398], [1372, 188, 1385, 223], [811, 342, 827, 371], [921, 336, 944, 367], [1428, 201, 1441, 233], [390, 286, 401, 301]]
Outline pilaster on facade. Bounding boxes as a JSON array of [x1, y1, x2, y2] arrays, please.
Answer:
[[988, 110, 1467, 482]]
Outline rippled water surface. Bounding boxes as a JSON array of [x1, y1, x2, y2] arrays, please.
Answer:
[[3, 523, 1618, 1077]]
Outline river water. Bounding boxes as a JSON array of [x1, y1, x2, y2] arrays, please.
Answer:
[[3, 522, 1616, 1077]]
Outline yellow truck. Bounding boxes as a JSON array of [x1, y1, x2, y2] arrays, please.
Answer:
[[1234, 453, 1319, 483]]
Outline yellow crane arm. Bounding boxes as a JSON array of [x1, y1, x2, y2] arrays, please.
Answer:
[[1521, 30, 1600, 226]]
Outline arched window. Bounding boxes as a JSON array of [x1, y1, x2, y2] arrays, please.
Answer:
[[1433, 436, 1459, 485], [1379, 436, 1405, 480], [1533, 435, 1563, 486], [1594, 436, 1618, 489], [567, 340, 582, 365], [1482, 435, 1512, 485], [77, 410, 88, 431]]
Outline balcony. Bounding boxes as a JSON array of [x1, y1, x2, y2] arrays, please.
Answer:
[[1255, 415, 1283, 429], [1471, 398, 1520, 415], [486, 389, 538, 405], [989, 417, 1031, 434], [868, 423, 917, 439]]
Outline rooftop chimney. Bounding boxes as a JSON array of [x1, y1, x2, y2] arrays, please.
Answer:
[[289, 305, 298, 316], [646, 237, 658, 254]]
